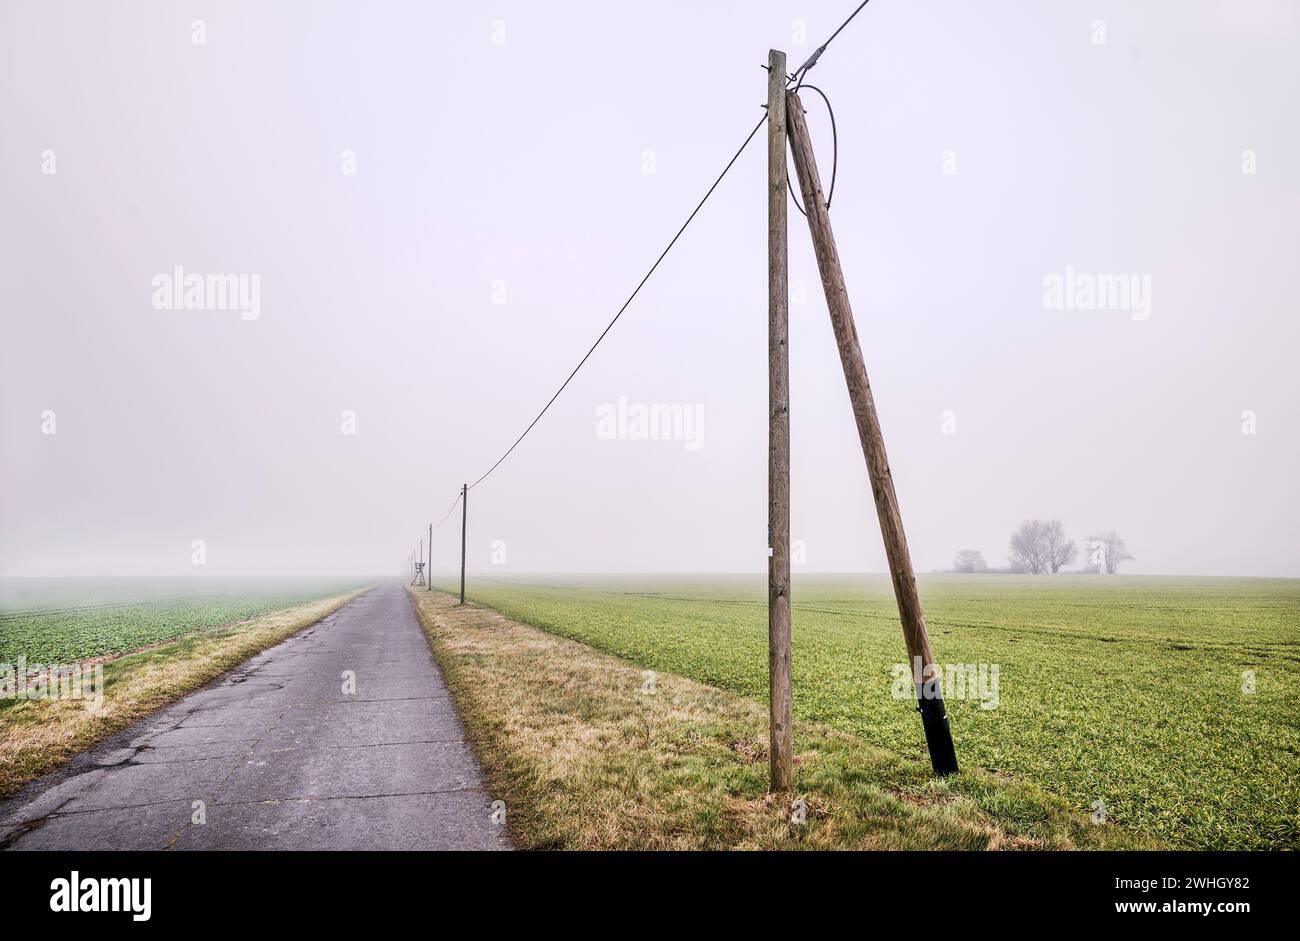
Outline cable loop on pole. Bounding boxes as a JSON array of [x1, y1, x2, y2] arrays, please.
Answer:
[[787, 82, 838, 218]]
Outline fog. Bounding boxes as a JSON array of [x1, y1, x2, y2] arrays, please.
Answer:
[[2, 1, 1297, 578]]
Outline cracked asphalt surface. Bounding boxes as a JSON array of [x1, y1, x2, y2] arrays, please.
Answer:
[[0, 583, 510, 850]]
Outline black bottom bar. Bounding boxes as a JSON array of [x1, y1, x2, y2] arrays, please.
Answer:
[[1, 850, 1281, 925]]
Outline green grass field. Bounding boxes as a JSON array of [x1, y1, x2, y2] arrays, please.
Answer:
[[0, 577, 372, 662], [435, 574, 1300, 850]]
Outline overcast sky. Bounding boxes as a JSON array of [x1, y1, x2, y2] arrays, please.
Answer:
[[1, 0, 1296, 578]]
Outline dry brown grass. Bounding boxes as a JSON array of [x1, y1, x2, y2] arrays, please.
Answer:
[[0, 589, 368, 799], [408, 589, 1158, 851]]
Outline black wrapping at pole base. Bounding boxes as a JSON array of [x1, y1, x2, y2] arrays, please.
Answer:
[[916, 686, 959, 776]]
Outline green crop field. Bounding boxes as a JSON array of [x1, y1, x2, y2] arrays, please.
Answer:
[[435, 573, 1300, 850], [0, 577, 372, 663]]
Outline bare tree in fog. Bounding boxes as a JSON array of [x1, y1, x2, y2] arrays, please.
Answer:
[[1042, 520, 1077, 573], [1087, 531, 1135, 574], [1009, 521, 1047, 573], [1009, 520, 1076, 574], [953, 549, 989, 573]]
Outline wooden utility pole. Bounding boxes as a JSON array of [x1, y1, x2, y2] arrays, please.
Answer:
[[459, 484, 468, 604], [785, 89, 959, 775], [428, 523, 433, 591], [767, 49, 793, 793]]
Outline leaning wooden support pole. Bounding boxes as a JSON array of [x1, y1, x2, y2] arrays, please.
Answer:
[[785, 90, 959, 775], [766, 49, 794, 792], [427, 523, 433, 592]]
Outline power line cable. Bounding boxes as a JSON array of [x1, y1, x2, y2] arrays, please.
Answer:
[[789, 0, 871, 84], [429, 0, 874, 508], [431, 491, 462, 531], [468, 114, 767, 491]]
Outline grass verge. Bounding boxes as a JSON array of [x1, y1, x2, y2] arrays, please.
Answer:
[[408, 588, 1157, 850], [0, 587, 369, 800], [434, 574, 1299, 849]]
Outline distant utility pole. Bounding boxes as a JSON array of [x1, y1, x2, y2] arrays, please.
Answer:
[[785, 87, 958, 775], [428, 523, 433, 592], [459, 483, 468, 604], [766, 48, 793, 793]]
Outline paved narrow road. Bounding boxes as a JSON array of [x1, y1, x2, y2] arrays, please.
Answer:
[[0, 583, 509, 850]]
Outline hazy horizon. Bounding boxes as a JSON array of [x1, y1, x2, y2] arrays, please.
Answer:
[[3, 1, 1297, 579], [3, 570, 1295, 582]]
